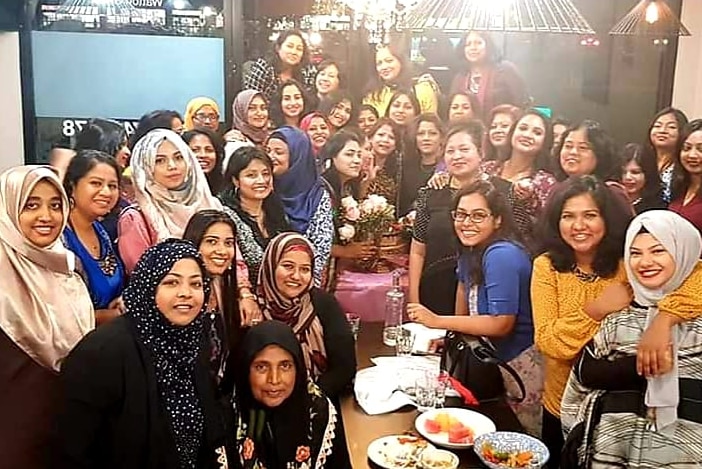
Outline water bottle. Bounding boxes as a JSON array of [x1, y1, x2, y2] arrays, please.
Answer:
[[383, 270, 404, 346]]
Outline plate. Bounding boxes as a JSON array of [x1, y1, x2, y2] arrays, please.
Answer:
[[473, 431, 549, 469], [415, 407, 497, 449], [367, 434, 435, 469]]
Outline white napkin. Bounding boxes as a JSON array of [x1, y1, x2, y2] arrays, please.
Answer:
[[354, 366, 415, 415], [400, 322, 447, 353]]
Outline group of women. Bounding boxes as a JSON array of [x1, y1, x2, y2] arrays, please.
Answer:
[[3, 25, 702, 469]]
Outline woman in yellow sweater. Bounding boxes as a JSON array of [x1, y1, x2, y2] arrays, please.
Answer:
[[363, 43, 438, 117], [531, 176, 634, 467]]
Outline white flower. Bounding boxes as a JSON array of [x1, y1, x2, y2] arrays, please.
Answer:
[[340, 196, 358, 209], [338, 224, 356, 241]]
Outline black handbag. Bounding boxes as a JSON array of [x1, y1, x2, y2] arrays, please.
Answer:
[[441, 331, 526, 403]]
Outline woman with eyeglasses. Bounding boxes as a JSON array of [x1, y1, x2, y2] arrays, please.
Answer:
[[183, 97, 221, 133], [408, 180, 542, 436]]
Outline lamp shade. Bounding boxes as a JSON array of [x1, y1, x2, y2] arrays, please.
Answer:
[[609, 0, 690, 36], [404, 0, 595, 34]]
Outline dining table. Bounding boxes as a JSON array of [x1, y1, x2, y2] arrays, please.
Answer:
[[341, 322, 524, 469]]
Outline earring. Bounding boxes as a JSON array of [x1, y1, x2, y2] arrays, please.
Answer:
[[69, 197, 75, 209]]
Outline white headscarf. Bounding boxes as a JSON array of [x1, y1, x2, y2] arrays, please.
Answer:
[[624, 210, 702, 430], [131, 128, 222, 240]]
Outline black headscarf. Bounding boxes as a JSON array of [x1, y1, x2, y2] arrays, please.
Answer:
[[123, 239, 211, 469], [235, 321, 335, 469]]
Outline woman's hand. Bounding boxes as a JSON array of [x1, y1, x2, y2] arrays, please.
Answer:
[[108, 296, 125, 314], [584, 283, 632, 321], [407, 303, 441, 329], [512, 179, 535, 200], [239, 298, 262, 327], [637, 313, 675, 377], [426, 172, 449, 190]]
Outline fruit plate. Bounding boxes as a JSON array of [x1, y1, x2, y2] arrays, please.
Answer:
[[415, 407, 497, 449], [367, 434, 435, 469]]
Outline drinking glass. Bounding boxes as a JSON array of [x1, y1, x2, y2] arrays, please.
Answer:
[[415, 374, 437, 411], [395, 327, 415, 356], [433, 370, 449, 408], [345, 313, 361, 341]]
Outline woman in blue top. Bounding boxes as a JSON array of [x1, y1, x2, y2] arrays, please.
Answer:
[[408, 180, 543, 436], [63, 150, 126, 325]]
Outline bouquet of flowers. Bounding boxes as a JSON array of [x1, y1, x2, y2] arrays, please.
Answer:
[[337, 194, 395, 244]]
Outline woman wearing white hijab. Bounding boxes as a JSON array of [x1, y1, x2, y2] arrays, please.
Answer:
[[0, 165, 94, 468], [561, 210, 702, 468], [118, 128, 222, 273]]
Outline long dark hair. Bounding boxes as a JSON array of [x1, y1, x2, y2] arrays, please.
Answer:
[[220, 146, 289, 237], [442, 91, 482, 123], [406, 113, 445, 165], [538, 175, 632, 277], [554, 120, 620, 182], [454, 31, 502, 73], [672, 119, 702, 201], [182, 210, 242, 356], [368, 118, 402, 176], [319, 90, 357, 129], [74, 118, 127, 159], [182, 127, 225, 193], [269, 79, 312, 127], [503, 109, 553, 172], [384, 89, 421, 127], [620, 142, 662, 202], [269, 30, 310, 78], [453, 180, 522, 285], [647, 107, 689, 153], [364, 43, 413, 100], [320, 130, 363, 201], [129, 109, 183, 148]]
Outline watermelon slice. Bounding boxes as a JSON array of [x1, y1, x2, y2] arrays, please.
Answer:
[[424, 419, 442, 434]]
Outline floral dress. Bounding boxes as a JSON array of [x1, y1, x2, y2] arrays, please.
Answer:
[[235, 381, 338, 469]]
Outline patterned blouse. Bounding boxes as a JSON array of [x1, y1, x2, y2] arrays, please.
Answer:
[[660, 165, 674, 204], [242, 57, 316, 101], [481, 161, 556, 248], [227, 209, 269, 288], [306, 190, 334, 287]]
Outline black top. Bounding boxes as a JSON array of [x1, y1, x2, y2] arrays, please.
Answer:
[[310, 288, 357, 399], [633, 194, 667, 215], [57, 316, 235, 469]]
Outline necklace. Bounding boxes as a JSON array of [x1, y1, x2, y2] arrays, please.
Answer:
[[572, 265, 599, 283]]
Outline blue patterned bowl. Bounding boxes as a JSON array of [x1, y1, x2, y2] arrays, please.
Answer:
[[473, 432, 550, 468]]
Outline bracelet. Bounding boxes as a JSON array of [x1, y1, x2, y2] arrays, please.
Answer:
[[240, 292, 257, 301]]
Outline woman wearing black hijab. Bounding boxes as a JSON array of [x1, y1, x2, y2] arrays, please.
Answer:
[[58, 239, 234, 468], [233, 321, 345, 469]]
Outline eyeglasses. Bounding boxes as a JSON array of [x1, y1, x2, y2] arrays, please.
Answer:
[[450, 209, 492, 224], [194, 112, 219, 123]]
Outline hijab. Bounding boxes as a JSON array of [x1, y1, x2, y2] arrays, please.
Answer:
[[131, 128, 223, 240], [123, 238, 211, 468], [624, 210, 702, 430], [184, 96, 220, 131], [258, 232, 327, 379], [0, 165, 94, 371], [270, 126, 326, 234], [232, 90, 270, 145], [235, 320, 334, 469]]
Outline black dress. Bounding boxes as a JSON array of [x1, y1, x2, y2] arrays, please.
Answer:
[[57, 316, 235, 469]]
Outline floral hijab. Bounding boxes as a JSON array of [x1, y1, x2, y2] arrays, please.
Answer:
[[235, 321, 337, 469], [124, 239, 212, 468], [130, 128, 223, 240], [257, 232, 328, 379]]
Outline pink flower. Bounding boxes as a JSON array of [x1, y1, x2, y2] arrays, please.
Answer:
[[296, 446, 311, 462], [340, 196, 358, 209], [346, 206, 361, 222]]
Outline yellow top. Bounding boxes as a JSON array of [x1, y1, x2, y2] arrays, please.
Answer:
[[363, 81, 438, 117], [530, 255, 628, 417], [657, 261, 702, 320]]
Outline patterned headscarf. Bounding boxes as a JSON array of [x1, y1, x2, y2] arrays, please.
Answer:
[[231, 90, 270, 145], [269, 126, 326, 234], [184, 96, 220, 131], [130, 128, 222, 240], [0, 165, 94, 371], [257, 232, 327, 378], [123, 239, 211, 468], [624, 210, 702, 430]]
